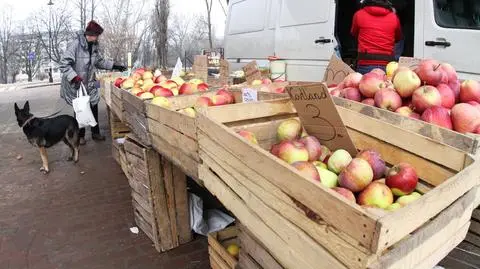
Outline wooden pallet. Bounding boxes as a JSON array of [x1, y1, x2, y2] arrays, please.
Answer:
[[208, 225, 239, 269], [196, 89, 480, 269], [123, 135, 192, 252], [145, 89, 288, 182], [237, 223, 284, 269]]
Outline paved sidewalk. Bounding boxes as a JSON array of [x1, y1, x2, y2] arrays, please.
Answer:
[[0, 85, 209, 269]]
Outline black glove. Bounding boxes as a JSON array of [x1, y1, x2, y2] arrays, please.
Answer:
[[71, 75, 82, 90], [112, 64, 127, 72]]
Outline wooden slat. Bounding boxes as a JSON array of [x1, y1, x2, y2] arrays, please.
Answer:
[[199, 134, 368, 269], [148, 119, 199, 161], [239, 251, 262, 269], [132, 199, 154, 225], [197, 112, 378, 250], [134, 211, 154, 242], [207, 228, 238, 269], [131, 190, 152, 215], [124, 139, 147, 159], [465, 232, 480, 248], [128, 176, 150, 199], [146, 102, 197, 139], [238, 225, 284, 269], [209, 247, 233, 269], [123, 90, 147, 114], [333, 96, 480, 155], [173, 165, 192, 244], [375, 160, 480, 253], [368, 186, 478, 269], [162, 158, 180, 247]]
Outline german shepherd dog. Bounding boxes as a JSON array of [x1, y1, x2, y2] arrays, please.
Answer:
[[14, 101, 80, 174]]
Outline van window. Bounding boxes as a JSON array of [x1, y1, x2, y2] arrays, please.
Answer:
[[279, 0, 330, 27], [434, 0, 480, 30], [228, 0, 267, 34]]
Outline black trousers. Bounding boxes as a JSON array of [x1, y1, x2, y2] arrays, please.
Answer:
[[76, 103, 100, 138]]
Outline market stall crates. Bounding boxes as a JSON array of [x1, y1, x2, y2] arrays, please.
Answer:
[[145, 88, 288, 182], [123, 135, 192, 252], [110, 83, 126, 122], [208, 225, 239, 269], [196, 83, 480, 269], [107, 107, 130, 171]]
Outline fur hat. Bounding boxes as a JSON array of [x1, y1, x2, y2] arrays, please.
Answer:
[[85, 20, 104, 36]]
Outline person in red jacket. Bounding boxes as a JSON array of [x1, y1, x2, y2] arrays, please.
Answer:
[[351, 0, 403, 74]]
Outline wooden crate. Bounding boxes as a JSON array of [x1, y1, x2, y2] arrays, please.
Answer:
[[108, 108, 130, 139], [237, 223, 284, 269], [208, 225, 239, 269], [123, 135, 192, 252], [196, 95, 480, 269], [122, 90, 153, 146], [110, 84, 125, 122], [145, 89, 288, 182], [333, 97, 480, 156]]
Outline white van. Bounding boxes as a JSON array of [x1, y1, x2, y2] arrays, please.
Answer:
[[223, 0, 480, 81]]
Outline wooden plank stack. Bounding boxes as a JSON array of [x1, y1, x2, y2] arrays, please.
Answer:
[[208, 225, 239, 269], [196, 85, 480, 269], [123, 135, 192, 252]]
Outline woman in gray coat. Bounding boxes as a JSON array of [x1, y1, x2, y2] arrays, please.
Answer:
[[59, 20, 126, 145]]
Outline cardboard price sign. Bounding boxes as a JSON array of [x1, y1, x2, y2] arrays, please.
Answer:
[[219, 59, 230, 85], [193, 55, 209, 82], [241, 88, 258, 103], [323, 53, 355, 86], [286, 83, 357, 156], [243, 61, 262, 85], [398, 57, 422, 69]]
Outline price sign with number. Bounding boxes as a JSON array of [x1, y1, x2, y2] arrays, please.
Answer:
[[242, 88, 258, 103]]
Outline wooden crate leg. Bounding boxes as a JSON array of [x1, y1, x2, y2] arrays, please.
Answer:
[[162, 157, 180, 247], [173, 163, 193, 244]]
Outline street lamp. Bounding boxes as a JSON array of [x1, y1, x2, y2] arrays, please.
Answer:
[[47, 0, 54, 83]]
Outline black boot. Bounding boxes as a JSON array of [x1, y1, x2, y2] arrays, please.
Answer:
[[92, 133, 106, 141]]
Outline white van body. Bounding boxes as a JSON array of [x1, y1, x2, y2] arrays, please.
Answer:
[[224, 0, 480, 81]]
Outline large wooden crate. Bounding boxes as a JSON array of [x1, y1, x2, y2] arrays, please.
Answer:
[[122, 90, 153, 146], [123, 135, 192, 252], [145, 89, 288, 182], [196, 94, 480, 269], [208, 225, 239, 269], [111, 84, 125, 122]]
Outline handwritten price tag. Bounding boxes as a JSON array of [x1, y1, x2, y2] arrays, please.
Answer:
[[242, 88, 258, 103]]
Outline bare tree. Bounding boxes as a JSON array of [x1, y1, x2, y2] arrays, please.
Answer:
[[204, 0, 213, 49], [153, 0, 170, 69], [13, 22, 43, 82], [77, 0, 87, 29], [168, 14, 209, 65], [0, 5, 14, 83]]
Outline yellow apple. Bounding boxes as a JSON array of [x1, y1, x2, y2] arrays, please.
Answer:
[[386, 61, 399, 80], [151, 96, 171, 108]]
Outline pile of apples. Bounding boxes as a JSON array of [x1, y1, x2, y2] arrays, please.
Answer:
[[330, 59, 480, 134], [248, 78, 286, 94], [114, 68, 210, 100], [237, 119, 422, 211]]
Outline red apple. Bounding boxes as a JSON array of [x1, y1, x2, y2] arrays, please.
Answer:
[[415, 59, 445, 86], [359, 73, 387, 98], [318, 145, 332, 163], [332, 187, 356, 203], [278, 141, 309, 164], [361, 98, 375, 106], [356, 149, 386, 180], [448, 80, 461, 102], [270, 141, 289, 157], [436, 84, 456, 109], [154, 75, 167, 83], [374, 88, 402, 111], [358, 182, 394, 209], [459, 80, 480, 103], [451, 103, 480, 133], [179, 82, 198, 95], [291, 161, 321, 182], [343, 72, 363, 88], [370, 68, 386, 78], [237, 130, 258, 145], [327, 149, 353, 174], [277, 119, 302, 142], [211, 94, 230, 106], [467, 101, 480, 113], [330, 89, 344, 97], [395, 106, 421, 120], [393, 69, 421, 98], [338, 158, 374, 192], [412, 86, 442, 113], [197, 83, 209, 92], [216, 89, 235, 104], [337, 81, 346, 90], [195, 96, 213, 107], [421, 106, 453, 129], [440, 63, 458, 83], [298, 136, 323, 162], [343, 87, 362, 102], [151, 86, 174, 97], [385, 163, 418, 196]]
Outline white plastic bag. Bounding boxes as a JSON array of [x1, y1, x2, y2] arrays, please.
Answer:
[[72, 83, 97, 128], [189, 193, 235, 236]]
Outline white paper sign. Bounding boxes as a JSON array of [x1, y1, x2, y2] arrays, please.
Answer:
[[242, 88, 258, 103], [171, 57, 183, 79]]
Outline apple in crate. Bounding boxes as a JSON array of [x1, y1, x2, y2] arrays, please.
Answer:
[[358, 181, 394, 209], [385, 162, 418, 196], [374, 88, 402, 111], [151, 96, 170, 108], [318, 145, 332, 163], [327, 149, 353, 174], [332, 187, 356, 203], [436, 84, 456, 109], [415, 59, 446, 86], [211, 94, 230, 106], [359, 72, 387, 98], [330, 89, 344, 97], [277, 119, 302, 142], [151, 86, 174, 97], [121, 78, 135, 89], [448, 79, 461, 102], [356, 149, 386, 180], [440, 63, 458, 83], [154, 75, 167, 83], [197, 83, 209, 92], [362, 98, 375, 106], [386, 202, 402, 211], [393, 69, 421, 98], [189, 78, 204, 85], [412, 85, 442, 113], [179, 82, 198, 95], [451, 103, 480, 133], [395, 106, 421, 120], [237, 130, 258, 145], [344, 87, 362, 102], [195, 96, 214, 107], [315, 165, 338, 188], [179, 107, 196, 117], [130, 87, 143, 96], [396, 192, 422, 206], [313, 161, 327, 170], [142, 71, 154, 80], [338, 158, 374, 192], [344, 72, 363, 88], [468, 101, 480, 113], [217, 89, 235, 104], [459, 80, 480, 103], [421, 106, 453, 130], [291, 161, 321, 182], [386, 61, 399, 79], [278, 141, 309, 164], [138, 91, 154, 100], [298, 135, 322, 162]]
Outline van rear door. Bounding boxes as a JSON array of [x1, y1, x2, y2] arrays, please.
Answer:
[[416, 0, 480, 79]]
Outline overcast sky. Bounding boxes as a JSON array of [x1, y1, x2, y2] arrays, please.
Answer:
[[0, 0, 227, 36]]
